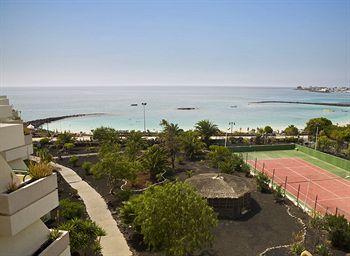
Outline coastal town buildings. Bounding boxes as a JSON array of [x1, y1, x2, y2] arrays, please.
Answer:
[[0, 96, 70, 256]]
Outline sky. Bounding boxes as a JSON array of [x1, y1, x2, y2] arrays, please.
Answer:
[[0, 0, 349, 87]]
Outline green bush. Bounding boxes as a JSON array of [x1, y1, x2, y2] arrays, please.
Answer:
[[115, 189, 132, 202], [48, 229, 61, 242], [69, 155, 79, 167], [315, 243, 331, 256], [208, 145, 232, 168], [59, 218, 105, 255], [120, 182, 218, 256], [273, 185, 284, 202], [290, 242, 305, 256], [323, 214, 350, 251], [59, 199, 85, 220], [64, 142, 75, 150], [82, 161, 92, 175], [36, 148, 53, 163], [39, 137, 50, 146], [28, 162, 53, 180], [256, 172, 270, 193]]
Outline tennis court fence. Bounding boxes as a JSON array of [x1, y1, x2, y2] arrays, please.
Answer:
[[242, 153, 350, 220]]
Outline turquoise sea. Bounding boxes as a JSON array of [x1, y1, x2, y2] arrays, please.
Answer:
[[2, 86, 349, 133]]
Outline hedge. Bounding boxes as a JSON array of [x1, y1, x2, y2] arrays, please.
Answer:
[[230, 144, 295, 152], [295, 145, 350, 171]]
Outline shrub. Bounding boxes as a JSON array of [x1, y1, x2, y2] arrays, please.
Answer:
[[82, 161, 92, 175], [28, 162, 53, 180], [115, 189, 132, 202], [177, 156, 185, 165], [64, 142, 75, 150], [69, 155, 79, 167], [39, 137, 50, 146], [273, 185, 284, 202], [186, 169, 194, 178], [218, 154, 248, 174], [59, 199, 85, 220], [290, 232, 305, 255], [59, 218, 106, 255], [315, 243, 331, 256], [290, 242, 305, 256], [256, 172, 270, 193], [49, 229, 61, 241], [56, 132, 75, 147], [208, 145, 232, 168], [120, 182, 218, 256], [264, 125, 273, 134], [7, 173, 19, 193], [323, 214, 350, 251], [36, 148, 53, 163]]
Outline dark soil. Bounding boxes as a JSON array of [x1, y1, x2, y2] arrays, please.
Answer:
[[44, 171, 101, 256], [56, 155, 348, 256]]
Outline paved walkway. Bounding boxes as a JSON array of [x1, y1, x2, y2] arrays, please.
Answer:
[[52, 162, 132, 256]]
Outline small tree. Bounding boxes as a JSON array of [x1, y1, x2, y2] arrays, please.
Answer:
[[59, 218, 106, 255], [142, 144, 169, 182], [92, 126, 120, 144], [56, 132, 75, 148], [180, 130, 205, 160], [284, 125, 299, 136], [120, 182, 218, 256], [208, 145, 232, 168], [125, 130, 146, 160], [218, 154, 247, 174], [160, 120, 182, 169], [305, 117, 332, 135], [92, 149, 141, 194], [264, 125, 273, 134], [195, 120, 219, 147]]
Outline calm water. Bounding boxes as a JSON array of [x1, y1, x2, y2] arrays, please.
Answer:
[[1, 86, 349, 132]]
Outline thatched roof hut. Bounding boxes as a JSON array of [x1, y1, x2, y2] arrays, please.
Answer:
[[186, 173, 251, 219]]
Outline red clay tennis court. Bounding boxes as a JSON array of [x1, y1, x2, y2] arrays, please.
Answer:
[[248, 157, 350, 220]]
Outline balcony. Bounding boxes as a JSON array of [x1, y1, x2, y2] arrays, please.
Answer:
[[0, 105, 12, 120], [1, 144, 33, 162], [0, 123, 25, 152], [0, 174, 58, 236], [38, 230, 70, 256]]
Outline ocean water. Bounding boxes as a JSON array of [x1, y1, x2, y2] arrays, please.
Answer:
[[1, 86, 349, 132]]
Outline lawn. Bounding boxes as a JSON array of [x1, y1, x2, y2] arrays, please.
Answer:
[[243, 149, 350, 179]]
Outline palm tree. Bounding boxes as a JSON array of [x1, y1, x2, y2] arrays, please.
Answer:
[[160, 119, 182, 169], [142, 144, 169, 182], [180, 130, 205, 160], [125, 130, 146, 160], [195, 120, 219, 147]]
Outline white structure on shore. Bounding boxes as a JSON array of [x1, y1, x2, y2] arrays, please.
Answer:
[[0, 96, 70, 256]]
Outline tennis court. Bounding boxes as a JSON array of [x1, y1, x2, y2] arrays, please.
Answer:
[[245, 149, 350, 220]]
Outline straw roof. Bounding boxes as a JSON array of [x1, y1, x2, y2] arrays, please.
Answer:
[[186, 173, 251, 199]]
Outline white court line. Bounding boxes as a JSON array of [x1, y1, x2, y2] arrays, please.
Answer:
[[291, 157, 350, 190], [284, 166, 342, 201]]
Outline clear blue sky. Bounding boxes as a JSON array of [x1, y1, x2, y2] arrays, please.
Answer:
[[0, 0, 349, 87]]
